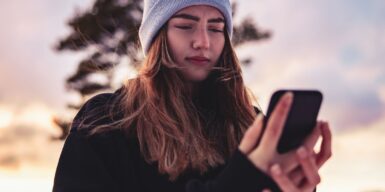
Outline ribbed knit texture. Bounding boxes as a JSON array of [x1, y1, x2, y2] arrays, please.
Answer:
[[139, 0, 232, 54]]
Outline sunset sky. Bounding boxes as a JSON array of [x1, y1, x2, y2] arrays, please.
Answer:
[[0, 0, 384, 191]]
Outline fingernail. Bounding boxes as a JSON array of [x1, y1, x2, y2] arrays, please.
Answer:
[[271, 164, 281, 175], [297, 147, 308, 159], [284, 92, 294, 105]]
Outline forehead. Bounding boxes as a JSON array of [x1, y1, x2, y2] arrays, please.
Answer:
[[173, 5, 224, 19]]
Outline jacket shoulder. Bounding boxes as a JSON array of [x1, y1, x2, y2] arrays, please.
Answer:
[[70, 88, 123, 134]]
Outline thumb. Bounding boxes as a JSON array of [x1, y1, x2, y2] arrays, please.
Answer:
[[239, 114, 264, 154]]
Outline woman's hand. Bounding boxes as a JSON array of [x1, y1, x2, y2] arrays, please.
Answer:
[[278, 122, 332, 188], [239, 92, 301, 173], [266, 122, 332, 192], [238, 92, 332, 191]]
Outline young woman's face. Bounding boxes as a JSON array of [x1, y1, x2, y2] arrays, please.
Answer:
[[167, 5, 226, 82]]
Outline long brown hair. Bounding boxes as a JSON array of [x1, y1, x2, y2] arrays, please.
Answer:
[[82, 26, 257, 180]]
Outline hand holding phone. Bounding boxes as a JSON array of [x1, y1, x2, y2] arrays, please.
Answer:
[[239, 90, 331, 191], [264, 90, 323, 154]]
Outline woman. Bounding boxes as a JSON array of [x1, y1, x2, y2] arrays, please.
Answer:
[[53, 0, 332, 191]]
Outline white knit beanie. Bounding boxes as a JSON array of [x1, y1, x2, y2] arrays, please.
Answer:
[[139, 0, 233, 55]]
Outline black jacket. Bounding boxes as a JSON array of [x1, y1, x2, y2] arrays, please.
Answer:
[[53, 90, 281, 192]]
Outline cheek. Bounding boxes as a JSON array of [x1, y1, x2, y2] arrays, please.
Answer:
[[167, 28, 189, 46], [166, 32, 182, 61], [167, 30, 187, 54], [212, 36, 225, 56]]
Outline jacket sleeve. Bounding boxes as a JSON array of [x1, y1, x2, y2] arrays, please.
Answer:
[[185, 149, 281, 192], [53, 93, 126, 192]]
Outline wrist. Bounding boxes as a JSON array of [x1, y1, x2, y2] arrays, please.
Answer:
[[238, 149, 270, 174], [250, 157, 270, 174]]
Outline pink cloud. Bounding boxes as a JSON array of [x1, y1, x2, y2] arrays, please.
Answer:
[[236, 0, 385, 130]]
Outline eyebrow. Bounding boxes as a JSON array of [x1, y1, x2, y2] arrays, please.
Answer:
[[171, 13, 225, 23]]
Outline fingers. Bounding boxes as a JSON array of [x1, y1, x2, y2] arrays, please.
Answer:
[[278, 151, 300, 173], [271, 149, 321, 192], [296, 147, 321, 186], [259, 92, 293, 153], [270, 164, 299, 192], [316, 122, 332, 168], [288, 166, 304, 186], [239, 114, 264, 154]]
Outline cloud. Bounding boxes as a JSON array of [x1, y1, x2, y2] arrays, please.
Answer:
[[237, 0, 385, 130], [0, 102, 64, 175], [0, 102, 65, 135], [378, 86, 385, 104], [318, 116, 385, 191], [0, 0, 93, 112], [0, 106, 13, 129]]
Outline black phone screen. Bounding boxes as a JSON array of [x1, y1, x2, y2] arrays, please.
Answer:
[[264, 90, 323, 154]]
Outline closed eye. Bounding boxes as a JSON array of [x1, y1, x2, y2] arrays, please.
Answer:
[[209, 28, 224, 33], [175, 25, 192, 30]]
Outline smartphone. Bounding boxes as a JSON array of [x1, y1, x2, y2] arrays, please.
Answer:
[[263, 90, 323, 154]]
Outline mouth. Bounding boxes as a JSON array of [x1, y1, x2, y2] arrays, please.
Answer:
[[185, 56, 210, 66]]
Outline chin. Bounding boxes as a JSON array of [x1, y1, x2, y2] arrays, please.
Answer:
[[179, 67, 212, 82], [187, 77, 207, 82], [184, 73, 210, 82]]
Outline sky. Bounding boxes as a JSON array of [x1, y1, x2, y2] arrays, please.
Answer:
[[0, 0, 385, 191]]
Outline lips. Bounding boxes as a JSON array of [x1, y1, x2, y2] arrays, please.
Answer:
[[185, 56, 210, 66]]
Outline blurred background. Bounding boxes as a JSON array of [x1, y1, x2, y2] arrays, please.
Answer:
[[0, 0, 384, 191]]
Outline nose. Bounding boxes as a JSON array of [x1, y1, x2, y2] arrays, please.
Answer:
[[192, 27, 210, 50]]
